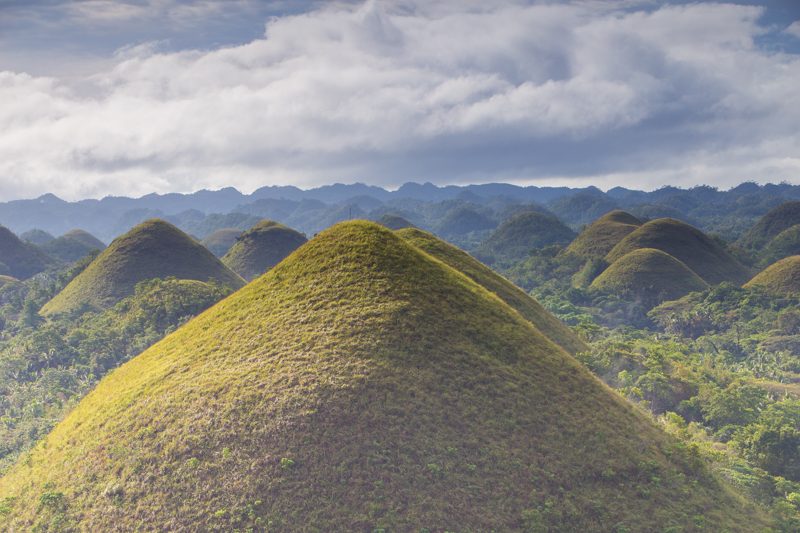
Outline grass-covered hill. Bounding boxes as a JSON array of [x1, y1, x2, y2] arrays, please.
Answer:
[[434, 205, 496, 237], [396, 227, 587, 355], [40, 219, 245, 316], [40, 229, 105, 263], [590, 248, 709, 307], [19, 229, 55, 246], [375, 214, 415, 230], [760, 224, 800, 267], [477, 211, 576, 263], [0, 226, 55, 279], [606, 218, 751, 286], [566, 210, 643, 259], [221, 220, 307, 281], [744, 256, 800, 295], [200, 228, 242, 257], [0, 221, 765, 531], [739, 201, 800, 251]]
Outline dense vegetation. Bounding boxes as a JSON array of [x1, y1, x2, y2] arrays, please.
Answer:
[[0, 222, 764, 531]]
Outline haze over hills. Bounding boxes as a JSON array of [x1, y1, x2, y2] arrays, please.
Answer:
[[221, 220, 307, 281], [40, 229, 105, 263], [200, 228, 242, 257], [40, 219, 245, 316], [0, 222, 764, 531], [0, 226, 55, 279]]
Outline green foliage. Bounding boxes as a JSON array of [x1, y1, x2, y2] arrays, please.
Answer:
[[734, 399, 800, 481]]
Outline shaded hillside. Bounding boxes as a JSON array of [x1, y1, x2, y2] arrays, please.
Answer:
[[0, 226, 55, 279], [760, 224, 800, 266], [591, 248, 709, 307], [739, 201, 800, 251], [477, 211, 576, 262], [745, 256, 800, 295], [567, 210, 642, 259], [546, 189, 619, 227], [19, 229, 54, 246], [434, 206, 495, 237], [375, 214, 415, 230], [41, 220, 244, 315], [221, 220, 307, 281], [201, 228, 242, 257], [40, 229, 105, 263], [606, 218, 751, 285], [396, 227, 587, 355], [0, 221, 763, 531]]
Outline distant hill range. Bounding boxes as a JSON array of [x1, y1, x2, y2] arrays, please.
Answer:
[[2, 181, 800, 243]]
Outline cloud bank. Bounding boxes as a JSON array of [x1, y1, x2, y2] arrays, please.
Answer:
[[1, 0, 799, 199]]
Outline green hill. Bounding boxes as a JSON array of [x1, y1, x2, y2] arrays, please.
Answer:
[[0, 221, 764, 531], [435, 206, 495, 237], [739, 201, 800, 251], [0, 226, 55, 279], [477, 211, 576, 262], [19, 229, 55, 246], [606, 218, 751, 285], [744, 256, 800, 295], [376, 214, 415, 230], [567, 210, 642, 259], [396, 227, 587, 355], [40, 219, 244, 316], [591, 248, 709, 307], [221, 220, 307, 281], [760, 224, 800, 266], [41, 229, 105, 263], [201, 228, 242, 257]]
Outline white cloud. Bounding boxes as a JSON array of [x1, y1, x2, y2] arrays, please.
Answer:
[[0, 0, 799, 199], [786, 20, 800, 39]]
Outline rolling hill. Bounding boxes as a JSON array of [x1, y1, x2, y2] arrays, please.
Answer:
[[759, 224, 800, 266], [201, 228, 242, 257], [40, 229, 105, 263], [739, 201, 800, 251], [566, 210, 642, 259], [375, 214, 415, 230], [40, 219, 244, 315], [591, 248, 709, 306], [477, 211, 575, 262], [0, 226, 55, 279], [0, 221, 764, 531], [396, 227, 587, 355], [606, 218, 751, 285], [19, 229, 55, 246], [744, 256, 800, 295], [221, 220, 307, 281]]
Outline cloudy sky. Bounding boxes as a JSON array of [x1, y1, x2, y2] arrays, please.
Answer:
[[1, 0, 800, 199]]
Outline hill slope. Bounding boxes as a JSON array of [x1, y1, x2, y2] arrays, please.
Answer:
[[606, 218, 751, 285], [0, 226, 55, 279], [0, 221, 764, 531], [375, 214, 415, 230], [221, 220, 307, 281], [19, 229, 55, 246], [396, 227, 587, 355], [760, 224, 800, 266], [567, 210, 642, 259], [478, 211, 575, 262], [200, 228, 242, 257], [739, 201, 800, 251], [41, 219, 244, 315], [41, 229, 105, 263], [745, 256, 800, 295], [591, 248, 709, 306]]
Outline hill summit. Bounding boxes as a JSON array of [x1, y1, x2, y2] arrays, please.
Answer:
[[0, 225, 55, 279], [40, 219, 244, 315], [0, 221, 763, 531], [566, 210, 642, 259], [477, 211, 575, 262], [744, 255, 800, 295], [41, 229, 105, 263], [739, 201, 800, 251], [606, 218, 751, 285], [221, 220, 307, 281]]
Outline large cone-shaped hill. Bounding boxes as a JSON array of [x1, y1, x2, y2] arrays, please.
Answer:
[[0, 221, 764, 531], [745, 255, 800, 295], [606, 218, 751, 285], [41, 229, 106, 263], [201, 228, 242, 257], [566, 210, 642, 259], [739, 201, 800, 251], [0, 225, 55, 279], [478, 211, 575, 262], [397, 227, 587, 355], [760, 224, 800, 266], [222, 220, 307, 281], [41, 219, 244, 315], [591, 248, 709, 306]]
